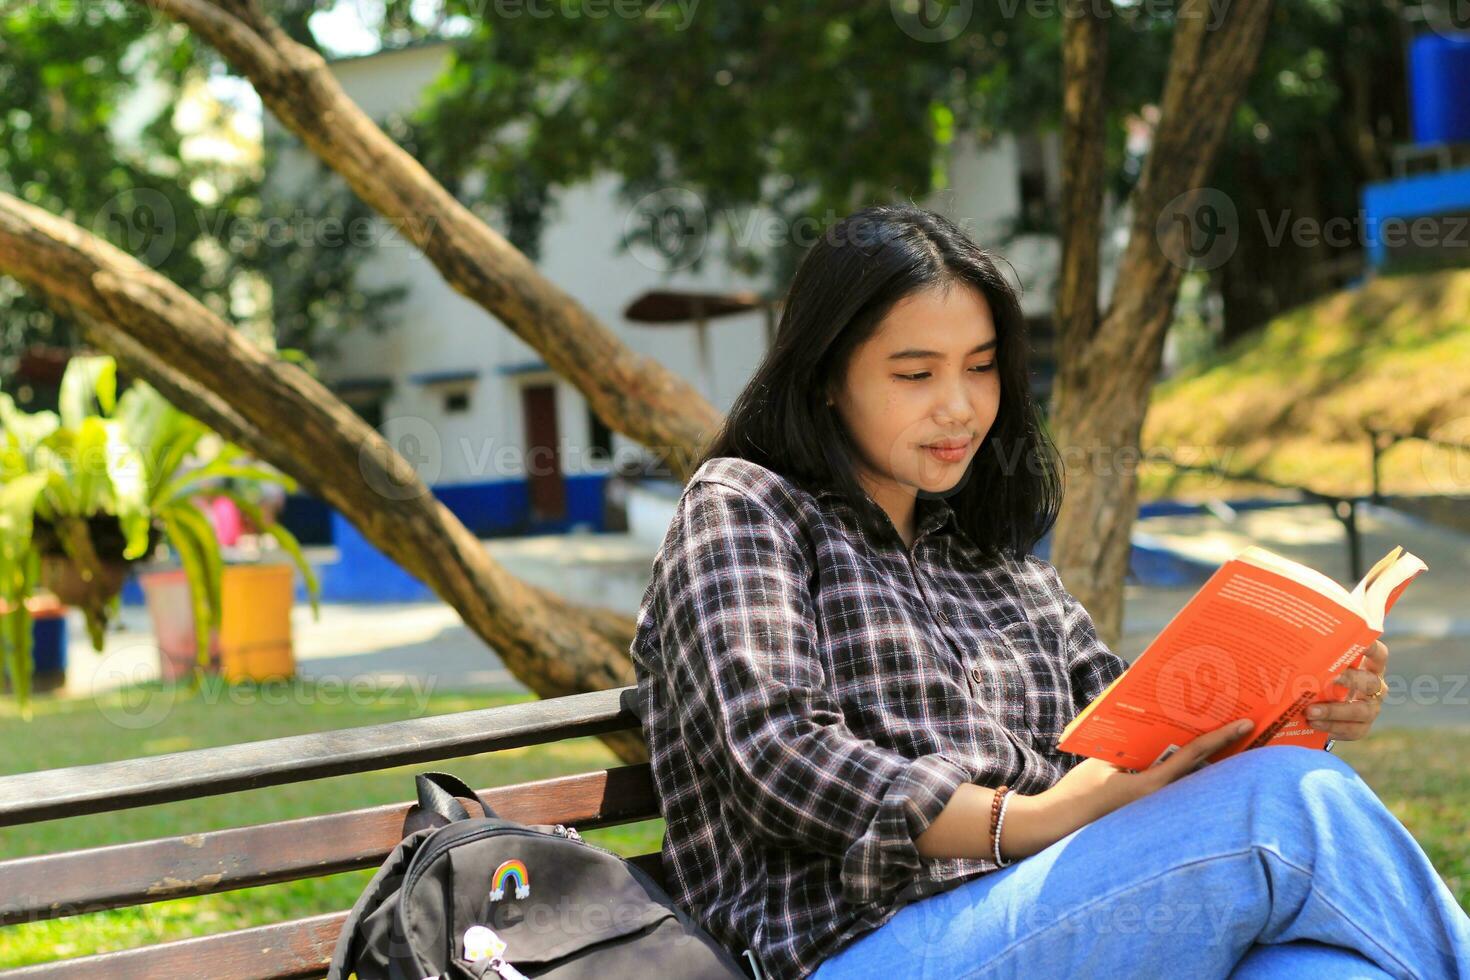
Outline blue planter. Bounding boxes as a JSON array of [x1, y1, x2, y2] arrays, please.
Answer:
[[30, 611, 68, 693]]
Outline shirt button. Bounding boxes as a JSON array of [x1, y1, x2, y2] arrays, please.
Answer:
[[970, 666, 984, 684], [939, 611, 951, 624]]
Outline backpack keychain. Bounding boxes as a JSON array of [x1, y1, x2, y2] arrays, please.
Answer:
[[464, 925, 530, 980]]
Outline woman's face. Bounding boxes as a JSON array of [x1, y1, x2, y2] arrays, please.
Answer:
[[830, 282, 1001, 511]]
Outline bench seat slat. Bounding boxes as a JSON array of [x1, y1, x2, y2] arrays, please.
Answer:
[[0, 911, 347, 980], [1, 766, 659, 925], [0, 855, 666, 979], [0, 686, 641, 827]]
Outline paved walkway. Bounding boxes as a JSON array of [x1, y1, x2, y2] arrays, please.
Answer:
[[62, 501, 1468, 728]]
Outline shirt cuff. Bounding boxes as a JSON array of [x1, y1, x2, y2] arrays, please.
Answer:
[[839, 754, 972, 906]]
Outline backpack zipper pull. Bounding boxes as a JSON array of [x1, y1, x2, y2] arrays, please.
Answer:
[[553, 823, 583, 842], [487, 956, 530, 980]]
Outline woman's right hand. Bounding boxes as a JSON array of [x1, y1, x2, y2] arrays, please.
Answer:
[[1000, 717, 1255, 861]]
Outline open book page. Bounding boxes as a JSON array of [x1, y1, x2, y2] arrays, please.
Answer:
[[1239, 545, 1427, 631], [1351, 546, 1405, 603], [1056, 545, 1426, 770], [1363, 549, 1429, 624], [1237, 546, 1358, 610]]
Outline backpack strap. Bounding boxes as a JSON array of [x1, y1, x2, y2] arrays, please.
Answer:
[[415, 771, 498, 822]]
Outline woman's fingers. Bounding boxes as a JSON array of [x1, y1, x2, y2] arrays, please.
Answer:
[[1312, 642, 1389, 740], [1361, 639, 1390, 674], [1308, 695, 1381, 736], [1329, 666, 1384, 700], [1154, 718, 1253, 782]]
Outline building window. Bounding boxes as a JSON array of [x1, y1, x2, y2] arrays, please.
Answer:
[[351, 398, 386, 432], [588, 406, 613, 461], [444, 390, 471, 414], [1016, 133, 1054, 234]]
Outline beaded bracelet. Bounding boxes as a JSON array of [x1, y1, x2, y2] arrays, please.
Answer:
[[987, 784, 1013, 868], [992, 790, 1014, 867]]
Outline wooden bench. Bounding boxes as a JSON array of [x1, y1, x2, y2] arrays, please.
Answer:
[[0, 686, 669, 979]]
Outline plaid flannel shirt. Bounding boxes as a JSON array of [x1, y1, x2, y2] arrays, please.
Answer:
[[629, 457, 1129, 979]]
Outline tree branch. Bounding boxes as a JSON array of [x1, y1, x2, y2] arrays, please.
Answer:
[[1053, 0, 1111, 412], [0, 189, 646, 763], [140, 0, 720, 480], [1047, 0, 1277, 646]]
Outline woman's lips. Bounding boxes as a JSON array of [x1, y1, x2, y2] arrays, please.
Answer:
[[923, 438, 972, 463]]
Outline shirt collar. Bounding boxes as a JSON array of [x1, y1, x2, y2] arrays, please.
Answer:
[[814, 485, 956, 542]]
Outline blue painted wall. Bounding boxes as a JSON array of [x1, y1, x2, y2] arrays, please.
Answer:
[[1361, 165, 1470, 268], [295, 473, 612, 603], [281, 473, 609, 544]]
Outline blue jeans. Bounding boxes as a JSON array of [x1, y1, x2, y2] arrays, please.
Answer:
[[812, 745, 1470, 979]]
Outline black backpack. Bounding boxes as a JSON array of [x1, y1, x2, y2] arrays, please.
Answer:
[[328, 772, 755, 980]]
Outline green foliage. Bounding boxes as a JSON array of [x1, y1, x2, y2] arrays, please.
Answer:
[[234, 134, 411, 360], [0, 355, 321, 715], [0, 0, 406, 373], [399, 2, 1232, 284], [0, 1, 222, 357], [407, 3, 1096, 283]]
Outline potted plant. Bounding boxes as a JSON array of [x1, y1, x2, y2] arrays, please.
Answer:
[[0, 593, 69, 696], [0, 355, 320, 714]]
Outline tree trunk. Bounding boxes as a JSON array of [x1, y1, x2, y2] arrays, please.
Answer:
[[137, 0, 720, 481], [1050, 0, 1276, 646], [0, 191, 648, 763]]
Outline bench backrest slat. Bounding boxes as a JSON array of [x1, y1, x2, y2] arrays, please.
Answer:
[[2, 765, 658, 926], [0, 687, 640, 827], [0, 687, 670, 979]]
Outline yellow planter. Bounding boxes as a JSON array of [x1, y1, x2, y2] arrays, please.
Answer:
[[218, 563, 296, 683]]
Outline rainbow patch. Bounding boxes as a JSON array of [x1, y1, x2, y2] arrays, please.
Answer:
[[489, 858, 530, 901]]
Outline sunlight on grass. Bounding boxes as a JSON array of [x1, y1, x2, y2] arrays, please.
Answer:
[[1142, 267, 1470, 501]]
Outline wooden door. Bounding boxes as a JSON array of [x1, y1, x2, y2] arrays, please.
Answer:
[[520, 383, 565, 520]]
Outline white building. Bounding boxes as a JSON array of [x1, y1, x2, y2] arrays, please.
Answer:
[[265, 39, 1124, 540]]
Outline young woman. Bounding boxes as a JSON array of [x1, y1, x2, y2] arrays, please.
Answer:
[[628, 204, 1470, 980]]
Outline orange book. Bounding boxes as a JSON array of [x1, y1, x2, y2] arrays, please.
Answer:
[[1056, 544, 1428, 771]]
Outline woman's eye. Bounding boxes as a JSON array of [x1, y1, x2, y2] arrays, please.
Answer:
[[894, 364, 995, 382]]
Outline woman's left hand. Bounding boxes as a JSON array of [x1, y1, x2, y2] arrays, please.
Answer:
[[1307, 639, 1389, 742]]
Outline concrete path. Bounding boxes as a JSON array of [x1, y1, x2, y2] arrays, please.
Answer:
[[59, 502, 1468, 728]]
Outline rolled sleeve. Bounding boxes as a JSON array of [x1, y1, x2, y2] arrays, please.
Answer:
[[840, 753, 972, 904], [659, 480, 970, 906]]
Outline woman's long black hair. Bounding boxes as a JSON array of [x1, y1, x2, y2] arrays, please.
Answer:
[[696, 203, 1063, 562]]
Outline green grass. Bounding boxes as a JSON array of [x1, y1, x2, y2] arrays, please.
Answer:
[[1, 685, 1465, 968], [1140, 266, 1470, 501], [0, 681, 664, 969]]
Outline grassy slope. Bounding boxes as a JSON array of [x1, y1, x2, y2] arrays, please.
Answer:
[[1140, 267, 1470, 501]]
